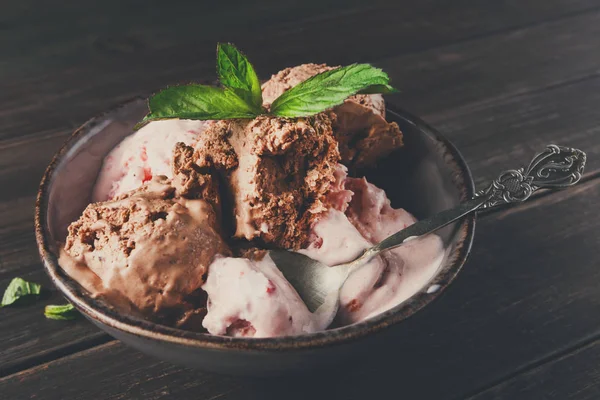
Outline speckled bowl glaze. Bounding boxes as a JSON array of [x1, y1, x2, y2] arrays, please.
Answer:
[[35, 97, 475, 376]]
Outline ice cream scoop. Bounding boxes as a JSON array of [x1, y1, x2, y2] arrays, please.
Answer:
[[59, 176, 228, 329], [270, 144, 586, 326]]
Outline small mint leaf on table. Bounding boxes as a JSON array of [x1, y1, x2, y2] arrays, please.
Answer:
[[143, 84, 262, 123], [217, 42, 263, 110], [45, 303, 78, 321], [269, 63, 397, 118], [1, 277, 42, 307]]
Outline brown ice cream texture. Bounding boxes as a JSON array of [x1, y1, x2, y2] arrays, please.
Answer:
[[59, 176, 228, 329], [262, 63, 404, 168]]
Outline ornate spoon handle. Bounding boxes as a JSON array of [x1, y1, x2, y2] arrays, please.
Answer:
[[369, 145, 586, 256], [473, 144, 586, 209]]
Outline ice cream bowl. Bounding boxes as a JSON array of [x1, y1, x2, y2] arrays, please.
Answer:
[[35, 97, 475, 376]]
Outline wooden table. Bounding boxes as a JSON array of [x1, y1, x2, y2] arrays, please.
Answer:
[[1, 1, 599, 398]]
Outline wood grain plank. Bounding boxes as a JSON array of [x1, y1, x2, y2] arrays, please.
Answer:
[[425, 73, 600, 187], [0, 130, 71, 203], [3, 2, 600, 147], [4, 5, 600, 153], [380, 8, 600, 118], [468, 339, 600, 399], [0, 268, 109, 377], [1, 178, 598, 399], [2, 0, 597, 79]]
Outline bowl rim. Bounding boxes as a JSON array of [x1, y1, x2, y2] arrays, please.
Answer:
[[35, 98, 476, 352]]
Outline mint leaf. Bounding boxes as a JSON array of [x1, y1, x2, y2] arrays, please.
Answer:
[[143, 84, 261, 123], [136, 45, 399, 126], [269, 64, 397, 118], [1, 277, 42, 307], [45, 303, 78, 321], [217, 43, 263, 109], [358, 84, 398, 95]]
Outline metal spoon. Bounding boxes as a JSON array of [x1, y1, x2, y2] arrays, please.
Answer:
[[270, 144, 586, 327]]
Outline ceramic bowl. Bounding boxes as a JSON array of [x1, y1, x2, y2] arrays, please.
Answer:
[[35, 97, 475, 376]]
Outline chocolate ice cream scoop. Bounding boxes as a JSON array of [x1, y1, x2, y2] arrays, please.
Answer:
[[262, 63, 403, 168], [228, 114, 340, 248], [180, 114, 340, 250], [59, 177, 229, 328]]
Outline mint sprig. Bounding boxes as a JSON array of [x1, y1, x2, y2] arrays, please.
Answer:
[[139, 84, 262, 127], [1, 277, 42, 307], [269, 64, 396, 117], [139, 43, 397, 126], [1, 277, 78, 322], [217, 43, 263, 109]]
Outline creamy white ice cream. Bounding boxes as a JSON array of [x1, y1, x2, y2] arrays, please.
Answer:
[[202, 254, 327, 337], [304, 177, 445, 324]]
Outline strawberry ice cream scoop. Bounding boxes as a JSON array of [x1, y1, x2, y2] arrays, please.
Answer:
[[92, 120, 209, 202], [301, 175, 445, 325], [202, 254, 327, 337]]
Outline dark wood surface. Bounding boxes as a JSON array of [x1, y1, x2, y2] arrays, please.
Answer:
[[0, 1, 599, 399]]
